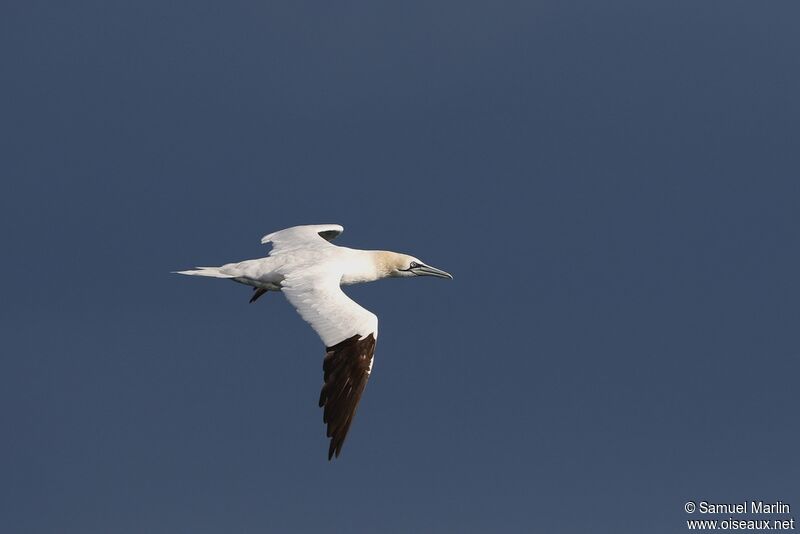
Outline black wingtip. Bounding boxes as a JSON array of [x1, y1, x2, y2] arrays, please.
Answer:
[[319, 333, 376, 462], [327, 441, 343, 461]]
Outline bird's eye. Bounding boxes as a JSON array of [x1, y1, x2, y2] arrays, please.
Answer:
[[409, 262, 419, 269]]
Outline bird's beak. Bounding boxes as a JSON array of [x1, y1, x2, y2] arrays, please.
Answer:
[[411, 264, 453, 279]]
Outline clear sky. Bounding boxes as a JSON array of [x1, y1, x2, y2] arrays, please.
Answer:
[[2, 1, 799, 533]]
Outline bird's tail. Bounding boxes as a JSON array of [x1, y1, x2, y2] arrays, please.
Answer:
[[172, 266, 236, 279]]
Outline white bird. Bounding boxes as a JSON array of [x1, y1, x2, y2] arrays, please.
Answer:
[[174, 224, 452, 459]]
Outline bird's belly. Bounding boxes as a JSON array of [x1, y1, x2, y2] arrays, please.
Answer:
[[233, 277, 282, 290], [340, 273, 372, 285]]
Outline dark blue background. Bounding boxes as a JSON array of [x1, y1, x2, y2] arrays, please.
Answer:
[[2, 1, 798, 532]]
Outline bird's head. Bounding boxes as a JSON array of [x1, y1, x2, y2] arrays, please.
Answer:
[[378, 252, 453, 280]]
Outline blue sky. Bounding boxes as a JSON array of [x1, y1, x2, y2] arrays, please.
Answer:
[[2, 2, 799, 533]]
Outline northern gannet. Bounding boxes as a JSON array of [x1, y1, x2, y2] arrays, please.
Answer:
[[175, 224, 452, 459]]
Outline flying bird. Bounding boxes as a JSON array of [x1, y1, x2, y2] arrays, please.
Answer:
[[174, 224, 452, 459]]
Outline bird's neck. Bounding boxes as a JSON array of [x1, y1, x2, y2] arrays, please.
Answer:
[[340, 250, 396, 285]]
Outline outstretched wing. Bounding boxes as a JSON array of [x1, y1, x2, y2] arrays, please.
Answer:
[[281, 269, 378, 460], [260, 224, 343, 254], [319, 333, 377, 459]]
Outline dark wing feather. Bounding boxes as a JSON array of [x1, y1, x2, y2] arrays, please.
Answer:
[[317, 229, 342, 242], [318, 333, 376, 460]]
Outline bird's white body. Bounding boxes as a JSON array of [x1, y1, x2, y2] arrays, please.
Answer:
[[218, 246, 384, 290], [174, 224, 452, 459], [177, 225, 404, 346]]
